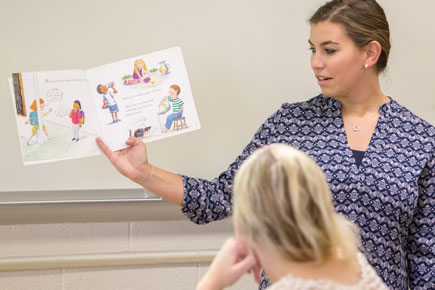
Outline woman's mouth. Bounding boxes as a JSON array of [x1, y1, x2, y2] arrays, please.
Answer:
[[316, 75, 332, 85]]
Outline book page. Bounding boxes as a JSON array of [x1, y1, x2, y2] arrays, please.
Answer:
[[10, 70, 102, 165], [86, 47, 200, 151]]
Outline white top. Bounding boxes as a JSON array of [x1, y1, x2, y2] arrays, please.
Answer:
[[103, 88, 117, 106], [267, 253, 388, 290]]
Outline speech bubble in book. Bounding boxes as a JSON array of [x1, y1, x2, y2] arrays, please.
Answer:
[[46, 88, 63, 104], [55, 106, 69, 118]]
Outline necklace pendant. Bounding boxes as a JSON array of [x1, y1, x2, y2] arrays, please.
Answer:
[[352, 125, 361, 132]]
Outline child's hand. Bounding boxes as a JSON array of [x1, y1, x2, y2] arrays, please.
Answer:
[[196, 237, 258, 290]]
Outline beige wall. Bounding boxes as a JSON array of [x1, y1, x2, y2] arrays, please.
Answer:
[[0, 218, 258, 290], [1, 0, 434, 193], [0, 0, 434, 289]]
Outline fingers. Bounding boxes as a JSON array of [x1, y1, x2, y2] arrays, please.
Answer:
[[233, 253, 257, 275], [125, 136, 139, 146], [96, 137, 112, 158], [253, 263, 262, 284], [234, 240, 261, 284], [125, 136, 147, 153]]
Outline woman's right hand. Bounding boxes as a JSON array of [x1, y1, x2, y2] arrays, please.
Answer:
[[96, 136, 149, 183], [96, 136, 185, 206]]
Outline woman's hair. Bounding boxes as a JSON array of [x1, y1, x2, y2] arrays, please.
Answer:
[[309, 0, 391, 73], [30, 99, 44, 111], [233, 144, 359, 262]]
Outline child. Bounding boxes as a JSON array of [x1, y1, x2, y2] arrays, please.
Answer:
[[25, 98, 52, 145], [197, 144, 388, 290], [124, 59, 151, 85], [69, 100, 84, 142], [160, 84, 184, 133], [97, 83, 120, 123]]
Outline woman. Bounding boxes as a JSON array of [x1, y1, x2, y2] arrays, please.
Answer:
[[196, 144, 388, 289], [96, 0, 434, 289]]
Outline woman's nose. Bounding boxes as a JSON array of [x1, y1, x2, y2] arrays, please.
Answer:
[[311, 54, 325, 70]]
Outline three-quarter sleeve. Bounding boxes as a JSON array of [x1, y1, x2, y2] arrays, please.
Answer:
[[407, 151, 435, 289], [180, 106, 284, 224]]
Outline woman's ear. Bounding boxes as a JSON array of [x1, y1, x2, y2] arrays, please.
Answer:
[[365, 40, 382, 68]]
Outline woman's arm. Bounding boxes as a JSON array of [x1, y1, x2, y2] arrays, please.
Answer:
[[96, 136, 184, 205], [97, 104, 284, 222], [181, 106, 284, 224], [407, 151, 435, 288]]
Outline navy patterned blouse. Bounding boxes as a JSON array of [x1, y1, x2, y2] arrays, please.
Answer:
[[181, 95, 434, 289]]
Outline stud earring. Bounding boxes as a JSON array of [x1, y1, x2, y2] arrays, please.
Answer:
[[364, 64, 369, 69]]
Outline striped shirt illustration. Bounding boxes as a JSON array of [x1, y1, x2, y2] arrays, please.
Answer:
[[168, 96, 184, 113]]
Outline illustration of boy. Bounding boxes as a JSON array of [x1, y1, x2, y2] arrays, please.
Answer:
[[160, 84, 184, 133], [96, 83, 120, 123], [69, 100, 84, 142], [25, 98, 52, 145]]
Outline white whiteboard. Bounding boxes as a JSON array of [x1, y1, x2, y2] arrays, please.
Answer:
[[1, 0, 434, 199]]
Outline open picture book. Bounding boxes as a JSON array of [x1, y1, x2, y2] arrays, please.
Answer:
[[9, 47, 200, 165]]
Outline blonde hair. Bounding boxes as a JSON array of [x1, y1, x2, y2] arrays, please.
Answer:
[[233, 144, 359, 262], [134, 59, 147, 76]]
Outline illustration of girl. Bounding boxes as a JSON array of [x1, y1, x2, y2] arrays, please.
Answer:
[[69, 100, 84, 142], [25, 98, 52, 145], [123, 59, 151, 85]]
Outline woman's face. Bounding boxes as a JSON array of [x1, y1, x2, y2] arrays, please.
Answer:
[[309, 21, 367, 99]]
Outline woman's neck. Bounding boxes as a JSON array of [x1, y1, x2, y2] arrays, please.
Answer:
[[336, 78, 388, 117]]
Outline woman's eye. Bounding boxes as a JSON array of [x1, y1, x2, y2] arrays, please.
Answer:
[[309, 47, 316, 53], [325, 48, 336, 54]]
